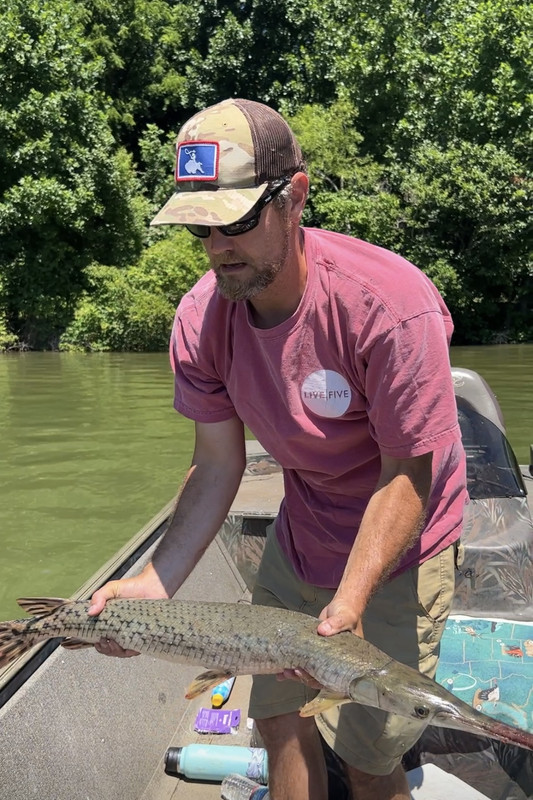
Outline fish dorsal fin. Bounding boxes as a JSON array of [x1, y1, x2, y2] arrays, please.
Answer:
[[299, 690, 350, 717], [185, 669, 233, 700], [17, 597, 69, 617]]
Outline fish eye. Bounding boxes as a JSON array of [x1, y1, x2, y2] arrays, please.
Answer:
[[414, 706, 430, 719]]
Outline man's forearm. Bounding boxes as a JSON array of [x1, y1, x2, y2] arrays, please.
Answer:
[[334, 453, 432, 619], [150, 457, 245, 597], [88, 418, 246, 633]]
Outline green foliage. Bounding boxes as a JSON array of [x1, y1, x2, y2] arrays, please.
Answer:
[[81, 0, 191, 142], [137, 124, 176, 217], [393, 141, 532, 343], [288, 102, 405, 250], [0, 315, 18, 351], [60, 230, 208, 351], [59, 265, 175, 352], [287, 96, 531, 344], [400, 0, 533, 157], [0, 0, 530, 348], [0, 0, 147, 348], [286, 101, 364, 192], [311, 191, 406, 255], [287, 0, 532, 162]]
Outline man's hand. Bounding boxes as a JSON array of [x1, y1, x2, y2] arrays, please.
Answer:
[[316, 596, 364, 638], [276, 668, 323, 690], [278, 597, 364, 687], [87, 565, 169, 658]]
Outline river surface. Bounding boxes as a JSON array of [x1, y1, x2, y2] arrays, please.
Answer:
[[0, 345, 531, 620]]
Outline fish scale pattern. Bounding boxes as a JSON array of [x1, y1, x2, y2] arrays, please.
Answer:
[[1, 597, 533, 753]]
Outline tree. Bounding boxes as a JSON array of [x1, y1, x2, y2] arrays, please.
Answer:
[[1, 0, 530, 348], [60, 229, 208, 351], [81, 0, 193, 147], [286, 101, 405, 252], [393, 141, 532, 343], [0, 0, 147, 347]]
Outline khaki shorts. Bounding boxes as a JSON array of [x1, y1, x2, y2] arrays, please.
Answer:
[[248, 524, 457, 776]]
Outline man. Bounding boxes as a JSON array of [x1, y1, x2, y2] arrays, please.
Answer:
[[90, 98, 467, 800]]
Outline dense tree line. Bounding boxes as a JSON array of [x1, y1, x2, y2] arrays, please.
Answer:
[[0, 0, 531, 350]]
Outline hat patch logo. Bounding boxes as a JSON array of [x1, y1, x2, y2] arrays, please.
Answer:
[[176, 141, 219, 182], [184, 149, 204, 174]]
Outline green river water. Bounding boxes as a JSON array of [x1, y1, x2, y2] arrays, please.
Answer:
[[0, 345, 531, 621]]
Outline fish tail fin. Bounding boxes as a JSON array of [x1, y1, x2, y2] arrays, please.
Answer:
[[17, 597, 69, 617], [0, 622, 35, 668], [0, 599, 72, 669]]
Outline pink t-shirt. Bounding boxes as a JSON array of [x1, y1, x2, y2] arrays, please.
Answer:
[[170, 228, 467, 588]]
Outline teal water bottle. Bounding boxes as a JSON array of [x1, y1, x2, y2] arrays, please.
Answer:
[[165, 744, 269, 784]]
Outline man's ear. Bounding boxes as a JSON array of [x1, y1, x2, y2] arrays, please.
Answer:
[[289, 172, 309, 222]]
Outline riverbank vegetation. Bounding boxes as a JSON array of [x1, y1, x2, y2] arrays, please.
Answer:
[[1, 0, 531, 351]]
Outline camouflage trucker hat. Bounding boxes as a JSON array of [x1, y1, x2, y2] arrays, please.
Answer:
[[150, 98, 304, 227]]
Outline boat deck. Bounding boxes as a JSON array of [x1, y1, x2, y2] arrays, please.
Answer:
[[0, 442, 279, 800], [142, 674, 256, 800], [0, 442, 531, 800], [144, 441, 280, 800]]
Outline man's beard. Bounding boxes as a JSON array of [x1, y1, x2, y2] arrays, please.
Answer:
[[214, 260, 283, 301], [213, 222, 291, 302]]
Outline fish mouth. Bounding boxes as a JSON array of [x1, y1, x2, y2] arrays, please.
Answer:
[[431, 708, 533, 751]]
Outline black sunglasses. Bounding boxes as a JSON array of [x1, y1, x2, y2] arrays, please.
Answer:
[[185, 178, 290, 239]]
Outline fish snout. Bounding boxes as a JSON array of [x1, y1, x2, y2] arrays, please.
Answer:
[[348, 669, 533, 752]]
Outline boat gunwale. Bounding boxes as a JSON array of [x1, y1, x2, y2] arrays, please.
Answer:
[[0, 500, 175, 706]]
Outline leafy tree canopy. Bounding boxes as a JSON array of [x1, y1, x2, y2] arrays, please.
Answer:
[[0, 0, 531, 349], [0, 0, 147, 347]]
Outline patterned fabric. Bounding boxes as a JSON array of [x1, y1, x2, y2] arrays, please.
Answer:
[[151, 98, 304, 226], [454, 496, 533, 620]]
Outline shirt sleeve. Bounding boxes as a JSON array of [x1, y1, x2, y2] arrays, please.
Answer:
[[169, 304, 237, 423], [363, 310, 461, 458]]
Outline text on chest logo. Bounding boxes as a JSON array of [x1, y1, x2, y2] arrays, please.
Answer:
[[300, 370, 352, 418]]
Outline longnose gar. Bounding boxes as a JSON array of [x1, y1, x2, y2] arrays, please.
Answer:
[[1, 597, 532, 752]]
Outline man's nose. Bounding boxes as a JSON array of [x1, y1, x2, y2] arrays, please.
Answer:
[[207, 227, 234, 254]]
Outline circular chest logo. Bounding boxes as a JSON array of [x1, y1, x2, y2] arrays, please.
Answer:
[[301, 370, 352, 418]]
